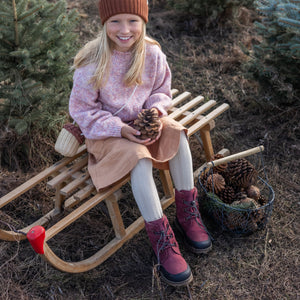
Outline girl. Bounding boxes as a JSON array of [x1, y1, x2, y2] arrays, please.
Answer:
[[69, 0, 211, 287]]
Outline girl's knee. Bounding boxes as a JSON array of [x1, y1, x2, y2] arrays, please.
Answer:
[[132, 158, 152, 174]]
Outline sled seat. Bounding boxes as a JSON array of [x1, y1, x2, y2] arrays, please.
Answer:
[[0, 89, 230, 273]]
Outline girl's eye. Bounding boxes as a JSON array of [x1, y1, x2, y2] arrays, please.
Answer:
[[130, 19, 138, 23]]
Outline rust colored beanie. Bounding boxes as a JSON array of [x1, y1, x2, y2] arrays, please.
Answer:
[[98, 0, 148, 25]]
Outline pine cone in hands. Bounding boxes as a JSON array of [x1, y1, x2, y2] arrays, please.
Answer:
[[133, 108, 161, 140]]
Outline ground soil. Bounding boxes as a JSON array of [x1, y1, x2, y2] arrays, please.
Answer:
[[0, 1, 299, 299]]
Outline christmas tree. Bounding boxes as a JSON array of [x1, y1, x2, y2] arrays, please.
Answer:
[[167, 0, 253, 21], [0, 0, 79, 135], [250, 0, 300, 103]]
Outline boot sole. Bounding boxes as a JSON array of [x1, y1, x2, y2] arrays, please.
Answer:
[[161, 272, 193, 287], [151, 252, 194, 287], [174, 219, 212, 254]]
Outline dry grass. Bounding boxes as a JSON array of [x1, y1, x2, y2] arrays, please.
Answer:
[[0, 1, 299, 299]]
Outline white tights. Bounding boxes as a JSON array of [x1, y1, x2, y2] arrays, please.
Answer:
[[131, 131, 194, 222]]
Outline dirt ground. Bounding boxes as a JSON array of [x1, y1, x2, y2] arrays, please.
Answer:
[[0, 1, 299, 299]]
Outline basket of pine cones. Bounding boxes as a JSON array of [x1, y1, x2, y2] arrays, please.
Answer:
[[198, 146, 275, 234]]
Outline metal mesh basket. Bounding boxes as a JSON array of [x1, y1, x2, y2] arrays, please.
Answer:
[[198, 146, 275, 235]]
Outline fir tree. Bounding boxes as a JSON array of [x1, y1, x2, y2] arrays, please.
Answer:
[[167, 0, 253, 21], [249, 0, 300, 103], [0, 0, 79, 135]]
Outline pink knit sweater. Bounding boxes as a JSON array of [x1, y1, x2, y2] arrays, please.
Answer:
[[69, 43, 172, 139]]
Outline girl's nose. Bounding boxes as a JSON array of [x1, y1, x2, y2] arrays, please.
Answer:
[[120, 22, 130, 34]]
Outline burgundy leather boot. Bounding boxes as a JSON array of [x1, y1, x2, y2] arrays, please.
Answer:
[[175, 187, 212, 254], [144, 214, 193, 286]]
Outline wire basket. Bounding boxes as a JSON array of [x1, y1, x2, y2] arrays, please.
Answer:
[[198, 146, 275, 235]]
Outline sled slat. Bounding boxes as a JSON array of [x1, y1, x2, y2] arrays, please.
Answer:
[[179, 100, 216, 126], [45, 175, 130, 241], [171, 91, 191, 107], [168, 95, 204, 119], [171, 89, 179, 97], [73, 184, 96, 201], [187, 103, 230, 136], [47, 156, 88, 189], [0, 153, 85, 209], [60, 172, 90, 196]]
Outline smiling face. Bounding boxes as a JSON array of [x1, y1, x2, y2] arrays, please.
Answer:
[[106, 14, 144, 52]]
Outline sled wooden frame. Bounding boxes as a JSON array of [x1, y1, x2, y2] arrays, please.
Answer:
[[0, 89, 230, 273]]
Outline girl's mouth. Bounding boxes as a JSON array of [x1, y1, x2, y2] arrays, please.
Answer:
[[118, 36, 132, 41]]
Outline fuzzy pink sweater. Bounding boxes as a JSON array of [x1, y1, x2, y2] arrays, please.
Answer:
[[69, 43, 172, 139]]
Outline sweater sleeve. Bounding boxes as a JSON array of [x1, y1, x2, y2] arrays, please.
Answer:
[[69, 65, 125, 139], [143, 49, 172, 116]]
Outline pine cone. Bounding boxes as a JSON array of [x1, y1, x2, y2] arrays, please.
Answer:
[[210, 153, 228, 174], [133, 108, 160, 140], [246, 185, 260, 201], [235, 191, 248, 201], [218, 186, 236, 204], [231, 197, 259, 210], [226, 158, 258, 188], [223, 212, 243, 231], [206, 173, 226, 194], [257, 195, 268, 206], [250, 207, 264, 224], [199, 170, 209, 186]]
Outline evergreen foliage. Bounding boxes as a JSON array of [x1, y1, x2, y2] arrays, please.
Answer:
[[167, 0, 254, 21], [249, 0, 300, 103], [0, 0, 79, 136]]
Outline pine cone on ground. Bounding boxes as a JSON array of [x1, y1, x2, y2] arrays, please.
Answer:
[[210, 153, 228, 175], [218, 185, 236, 204], [226, 158, 258, 188], [133, 108, 160, 140], [206, 173, 226, 194]]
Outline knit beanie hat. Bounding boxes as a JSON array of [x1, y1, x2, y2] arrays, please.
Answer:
[[98, 0, 149, 25]]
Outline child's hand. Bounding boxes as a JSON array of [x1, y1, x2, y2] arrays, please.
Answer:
[[121, 125, 151, 144]]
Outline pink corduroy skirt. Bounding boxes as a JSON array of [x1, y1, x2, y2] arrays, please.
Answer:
[[85, 117, 187, 191]]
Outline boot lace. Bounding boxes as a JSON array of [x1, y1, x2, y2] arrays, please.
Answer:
[[184, 200, 213, 239], [154, 223, 177, 267]]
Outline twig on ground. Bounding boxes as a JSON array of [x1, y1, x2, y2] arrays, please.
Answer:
[[152, 264, 164, 300], [0, 241, 20, 271], [187, 284, 193, 300], [259, 228, 269, 276]]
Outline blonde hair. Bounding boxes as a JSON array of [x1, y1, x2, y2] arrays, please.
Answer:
[[73, 22, 160, 88]]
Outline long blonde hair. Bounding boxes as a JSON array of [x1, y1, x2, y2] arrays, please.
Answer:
[[73, 22, 160, 88]]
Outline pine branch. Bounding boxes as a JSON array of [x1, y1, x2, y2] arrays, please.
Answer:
[[278, 17, 300, 29], [12, 0, 19, 47], [18, 5, 43, 22], [1, 39, 14, 47]]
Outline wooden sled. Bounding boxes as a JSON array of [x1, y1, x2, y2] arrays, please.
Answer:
[[0, 89, 230, 273]]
